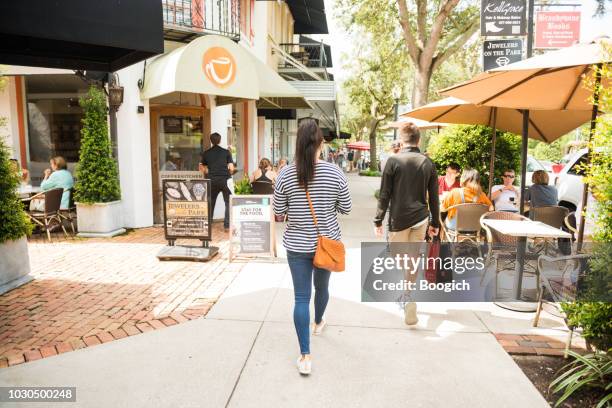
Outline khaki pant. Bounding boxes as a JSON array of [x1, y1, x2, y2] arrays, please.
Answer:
[[388, 220, 428, 289]]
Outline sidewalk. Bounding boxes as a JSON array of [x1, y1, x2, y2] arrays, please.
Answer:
[[0, 173, 581, 407]]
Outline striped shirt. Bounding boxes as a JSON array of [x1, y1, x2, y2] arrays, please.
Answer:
[[273, 161, 352, 253]]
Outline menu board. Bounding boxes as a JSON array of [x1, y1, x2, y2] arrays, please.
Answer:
[[162, 178, 211, 241], [229, 195, 276, 261]]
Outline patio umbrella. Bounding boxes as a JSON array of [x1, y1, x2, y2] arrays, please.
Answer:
[[403, 96, 595, 195], [384, 117, 447, 132], [346, 141, 370, 151], [442, 38, 611, 248]]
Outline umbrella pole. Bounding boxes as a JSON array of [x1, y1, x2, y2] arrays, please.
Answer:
[[576, 64, 602, 251], [519, 110, 529, 215], [488, 107, 498, 198]]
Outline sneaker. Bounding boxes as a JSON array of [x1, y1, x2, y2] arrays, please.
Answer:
[[312, 320, 326, 335], [404, 302, 418, 325], [296, 355, 312, 375]]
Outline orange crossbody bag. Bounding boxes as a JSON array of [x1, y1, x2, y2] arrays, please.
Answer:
[[305, 190, 346, 272]]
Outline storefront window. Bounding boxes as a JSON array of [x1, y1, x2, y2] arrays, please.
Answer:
[[25, 75, 88, 186]]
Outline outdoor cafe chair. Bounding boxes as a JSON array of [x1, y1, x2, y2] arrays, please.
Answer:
[[564, 211, 577, 240], [22, 187, 68, 242], [440, 203, 490, 244], [251, 180, 274, 195], [529, 205, 570, 255], [532, 253, 591, 357], [59, 188, 77, 235], [479, 211, 540, 294]]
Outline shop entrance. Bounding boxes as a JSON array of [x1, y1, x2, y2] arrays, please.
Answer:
[[150, 106, 210, 224]]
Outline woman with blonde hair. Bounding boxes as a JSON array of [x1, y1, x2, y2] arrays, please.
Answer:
[[442, 168, 493, 230], [250, 157, 276, 184]]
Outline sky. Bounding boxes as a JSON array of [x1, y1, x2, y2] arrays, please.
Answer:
[[320, 0, 612, 84]]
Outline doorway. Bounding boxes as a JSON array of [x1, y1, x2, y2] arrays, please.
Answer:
[[150, 106, 210, 224]]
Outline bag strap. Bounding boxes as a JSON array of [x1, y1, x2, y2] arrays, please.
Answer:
[[305, 190, 321, 236]]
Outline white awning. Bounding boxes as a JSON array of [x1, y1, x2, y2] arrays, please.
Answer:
[[141, 35, 309, 109], [0, 65, 73, 76]]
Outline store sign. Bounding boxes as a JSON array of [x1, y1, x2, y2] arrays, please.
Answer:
[[481, 0, 527, 36], [483, 39, 523, 71], [535, 11, 581, 49], [162, 178, 211, 240], [229, 195, 276, 261], [202, 47, 236, 88]]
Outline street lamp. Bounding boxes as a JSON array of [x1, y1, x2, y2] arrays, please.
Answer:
[[107, 73, 124, 111], [392, 86, 401, 140]]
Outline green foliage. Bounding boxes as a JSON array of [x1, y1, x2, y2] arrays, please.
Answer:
[[234, 176, 253, 195], [562, 302, 612, 351], [359, 169, 381, 177], [549, 349, 612, 408], [427, 125, 521, 192], [74, 86, 120, 203], [0, 136, 32, 243], [532, 140, 564, 162]]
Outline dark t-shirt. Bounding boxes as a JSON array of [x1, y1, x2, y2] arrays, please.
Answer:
[[200, 145, 234, 180]]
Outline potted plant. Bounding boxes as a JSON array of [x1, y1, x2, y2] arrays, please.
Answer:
[[74, 86, 125, 237], [0, 136, 33, 294]]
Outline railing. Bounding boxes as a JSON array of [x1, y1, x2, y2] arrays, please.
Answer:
[[162, 0, 241, 40], [278, 42, 329, 69]]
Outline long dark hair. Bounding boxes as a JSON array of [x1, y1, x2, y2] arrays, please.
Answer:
[[295, 119, 323, 188]]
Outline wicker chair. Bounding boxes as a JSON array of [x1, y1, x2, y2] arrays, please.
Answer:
[[530, 205, 569, 229], [440, 203, 490, 243], [479, 211, 540, 294], [564, 211, 577, 239], [251, 181, 274, 195], [23, 188, 68, 242], [533, 254, 591, 357], [59, 188, 76, 234]]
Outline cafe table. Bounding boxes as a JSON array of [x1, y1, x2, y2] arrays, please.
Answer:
[[17, 185, 42, 199], [480, 218, 571, 312]]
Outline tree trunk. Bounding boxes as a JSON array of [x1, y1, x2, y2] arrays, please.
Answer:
[[369, 120, 380, 172], [412, 66, 433, 108]]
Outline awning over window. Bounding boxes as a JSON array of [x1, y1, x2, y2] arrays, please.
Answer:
[[143, 35, 310, 109], [0, 0, 163, 71], [0, 66, 74, 76], [285, 0, 329, 34]]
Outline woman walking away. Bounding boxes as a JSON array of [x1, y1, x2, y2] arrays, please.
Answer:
[[273, 119, 352, 375]]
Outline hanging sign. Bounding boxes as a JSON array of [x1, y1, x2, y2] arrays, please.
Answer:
[[229, 195, 276, 261], [535, 11, 581, 49], [481, 0, 527, 36], [483, 39, 523, 71]]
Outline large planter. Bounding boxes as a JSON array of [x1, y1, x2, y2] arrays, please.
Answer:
[[0, 236, 32, 295], [76, 200, 126, 238]]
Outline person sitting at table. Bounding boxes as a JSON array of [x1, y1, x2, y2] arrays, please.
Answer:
[[491, 169, 520, 212], [250, 158, 276, 184], [442, 168, 493, 231], [37, 156, 74, 209], [526, 170, 558, 209], [438, 162, 460, 197], [277, 158, 288, 172]]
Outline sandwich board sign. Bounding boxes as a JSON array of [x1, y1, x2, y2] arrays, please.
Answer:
[[229, 195, 276, 262], [157, 174, 219, 262], [481, 0, 527, 37], [483, 39, 523, 71]]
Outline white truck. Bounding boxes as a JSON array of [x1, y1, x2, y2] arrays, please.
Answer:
[[554, 148, 588, 211]]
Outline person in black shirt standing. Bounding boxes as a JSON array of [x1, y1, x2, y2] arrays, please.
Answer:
[[199, 132, 235, 230], [373, 122, 440, 326]]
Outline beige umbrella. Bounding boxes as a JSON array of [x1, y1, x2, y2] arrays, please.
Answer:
[[441, 38, 611, 249], [384, 117, 447, 131], [404, 96, 596, 195]]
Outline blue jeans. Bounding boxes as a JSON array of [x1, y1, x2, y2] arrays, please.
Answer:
[[286, 250, 331, 355]]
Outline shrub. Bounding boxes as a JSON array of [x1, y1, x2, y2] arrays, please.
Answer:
[[359, 169, 381, 177], [0, 136, 32, 243], [561, 302, 612, 351], [74, 86, 121, 204], [234, 176, 253, 195], [428, 125, 521, 192]]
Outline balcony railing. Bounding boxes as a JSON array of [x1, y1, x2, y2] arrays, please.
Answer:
[[278, 42, 330, 69], [162, 0, 240, 42]]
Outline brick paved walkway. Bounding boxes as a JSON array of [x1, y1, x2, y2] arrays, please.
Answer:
[[0, 225, 244, 368], [495, 334, 587, 357]]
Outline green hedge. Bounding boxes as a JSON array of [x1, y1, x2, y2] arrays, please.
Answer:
[[0, 136, 32, 243], [74, 86, 121, 204], [359, 169, 381, 177], [428, 125, 521, 193]]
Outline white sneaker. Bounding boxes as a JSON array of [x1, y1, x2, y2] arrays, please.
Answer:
[[296, 355, 312, 375], [312, 320, 326, 335], [404, 302, 418, 325]]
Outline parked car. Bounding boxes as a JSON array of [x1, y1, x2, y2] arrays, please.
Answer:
[[554, 148, 588, 211], [526, 155, 550, 186]]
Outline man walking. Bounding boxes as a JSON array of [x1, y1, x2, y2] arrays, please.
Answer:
[[199, 132, 235, 230], [374, 122, 440, 325]]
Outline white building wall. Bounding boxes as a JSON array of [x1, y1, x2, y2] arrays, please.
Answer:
[[252, 1, 270, 64], [115, 62, 154, 228], [0, 77, 22, 159], [246, 100, 258, 175]]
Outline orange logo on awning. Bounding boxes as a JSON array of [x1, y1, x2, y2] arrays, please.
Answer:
[[202, 47, 236, 88]]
